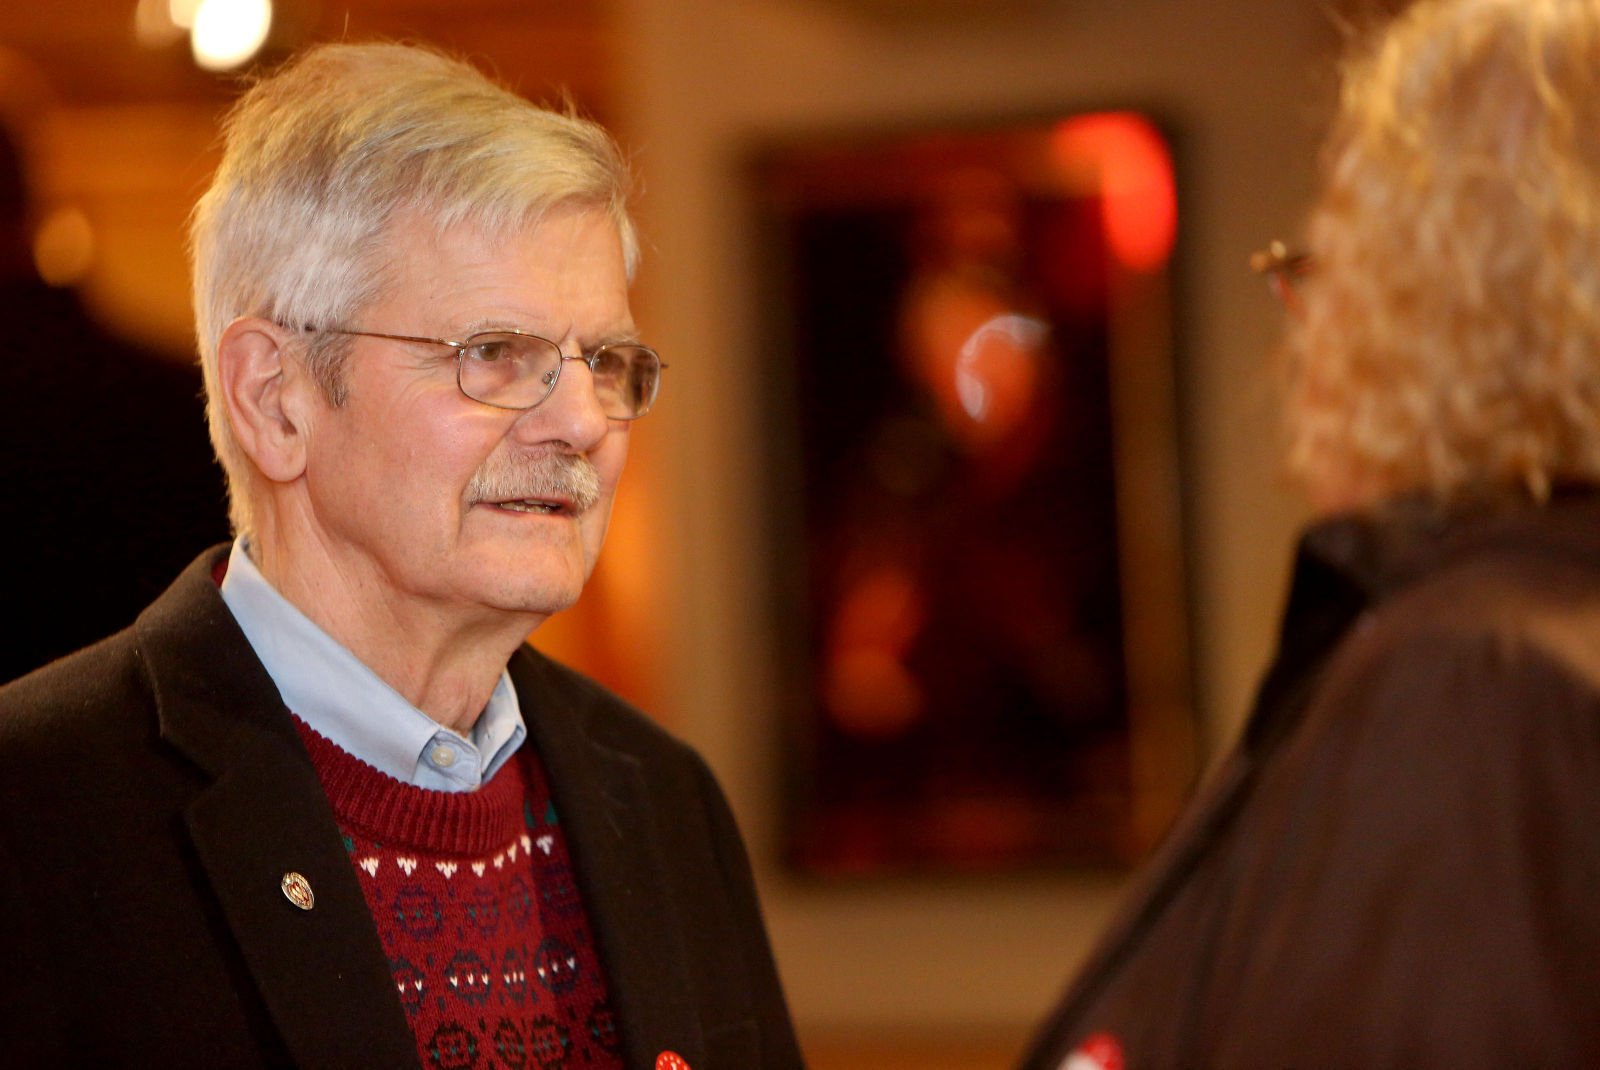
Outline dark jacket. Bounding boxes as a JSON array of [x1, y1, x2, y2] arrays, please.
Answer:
[[0, 546, 803, 1070], [1021, 491, 1600, 1069]]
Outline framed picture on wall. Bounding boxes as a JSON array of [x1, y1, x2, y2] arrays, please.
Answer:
[[754, 111, 1198, 876]]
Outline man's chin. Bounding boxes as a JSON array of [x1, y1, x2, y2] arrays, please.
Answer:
[[448, 535, 595, 620], [474, 571, 583, 620]]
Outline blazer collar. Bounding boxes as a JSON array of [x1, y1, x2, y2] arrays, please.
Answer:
[[1247, 485, 1600, 752], [509, 647, 707, 1069], [138, 546, 420, 1070]]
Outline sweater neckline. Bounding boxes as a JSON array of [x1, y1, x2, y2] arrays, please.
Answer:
[[292, 716, 529, 857]]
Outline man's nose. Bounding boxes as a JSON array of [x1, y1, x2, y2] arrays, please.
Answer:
[[509, 353, 610, 451]]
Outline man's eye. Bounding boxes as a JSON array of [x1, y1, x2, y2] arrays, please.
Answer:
[[464, 340, 512, 363]]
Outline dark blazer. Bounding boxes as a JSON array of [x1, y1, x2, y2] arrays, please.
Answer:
[[1020, 492, 1600, 1069], [0, 546, 803, 1069]]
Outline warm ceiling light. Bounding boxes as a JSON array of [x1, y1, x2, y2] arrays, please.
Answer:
[[190, 0, 273, 71], [169, 0, 204, 30]]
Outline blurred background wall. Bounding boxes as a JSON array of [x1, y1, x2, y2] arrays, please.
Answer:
[[0, 1, 1349, 1065]]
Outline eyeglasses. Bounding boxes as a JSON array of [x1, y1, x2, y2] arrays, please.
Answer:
[[1249, 241, 1314, 313], [308, 326, 665, 420]]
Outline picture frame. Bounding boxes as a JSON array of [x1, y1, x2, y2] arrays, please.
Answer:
[[753, 111, 1198, 876]]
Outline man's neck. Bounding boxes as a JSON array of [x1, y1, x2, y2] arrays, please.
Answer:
[[245, 530, 540, 735]]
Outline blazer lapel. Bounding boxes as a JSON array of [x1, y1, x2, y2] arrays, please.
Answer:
[[512, 649, 706, 1069], [139, 549, 420, 1070]]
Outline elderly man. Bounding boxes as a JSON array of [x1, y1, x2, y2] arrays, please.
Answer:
[[1022, 0, 1600, 1067], [0, 43, 801, 1070]]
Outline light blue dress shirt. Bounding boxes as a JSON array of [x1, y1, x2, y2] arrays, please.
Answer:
[[217, 538, 527, 792]]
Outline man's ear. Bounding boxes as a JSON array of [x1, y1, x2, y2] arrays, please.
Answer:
[[217, 317, 315, 484]]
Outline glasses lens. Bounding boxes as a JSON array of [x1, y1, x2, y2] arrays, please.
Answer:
[[590, 345, 661, 419], [457, 332, 562, 409]]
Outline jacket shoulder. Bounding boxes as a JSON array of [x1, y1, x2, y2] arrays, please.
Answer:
[[0, 628, 151, 754], [1359, 540, 1600, 692], [0, 543, 239, 764]]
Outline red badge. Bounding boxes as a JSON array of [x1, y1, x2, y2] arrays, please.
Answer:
[[1060, 1032, 1124, 1070], [656, 1052, 690, 1070]]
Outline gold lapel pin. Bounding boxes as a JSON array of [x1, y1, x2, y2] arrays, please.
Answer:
[[281, 871, 315, 911]]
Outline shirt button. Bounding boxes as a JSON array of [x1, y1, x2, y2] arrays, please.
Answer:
[[429, 744, 457, 769]]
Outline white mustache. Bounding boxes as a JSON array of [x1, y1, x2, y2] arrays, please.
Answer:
[[466, 453, 602, 513]]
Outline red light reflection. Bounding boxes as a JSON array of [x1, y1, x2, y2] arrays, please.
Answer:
[[1051, 112, 1177, 273]]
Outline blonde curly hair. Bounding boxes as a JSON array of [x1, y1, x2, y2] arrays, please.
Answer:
[[1282, 0, 1600, 508]]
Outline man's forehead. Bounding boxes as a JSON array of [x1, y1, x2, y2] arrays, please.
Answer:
[[372, 207, 632, 334]]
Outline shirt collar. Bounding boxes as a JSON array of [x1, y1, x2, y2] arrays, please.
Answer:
[[217, 537, 526, 791]]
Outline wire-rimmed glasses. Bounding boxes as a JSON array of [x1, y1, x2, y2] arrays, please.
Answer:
[[1249, 240, 1314, 314], [310, 326, 665, 420]]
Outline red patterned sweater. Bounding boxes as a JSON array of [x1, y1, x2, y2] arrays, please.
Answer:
[[294, 719, 624, 1070]]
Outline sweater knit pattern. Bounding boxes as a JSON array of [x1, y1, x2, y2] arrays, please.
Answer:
[[294, 718, 624, 1070]]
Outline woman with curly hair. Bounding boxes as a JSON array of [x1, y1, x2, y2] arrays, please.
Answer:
[[1023, 1, 1600, 1066]]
